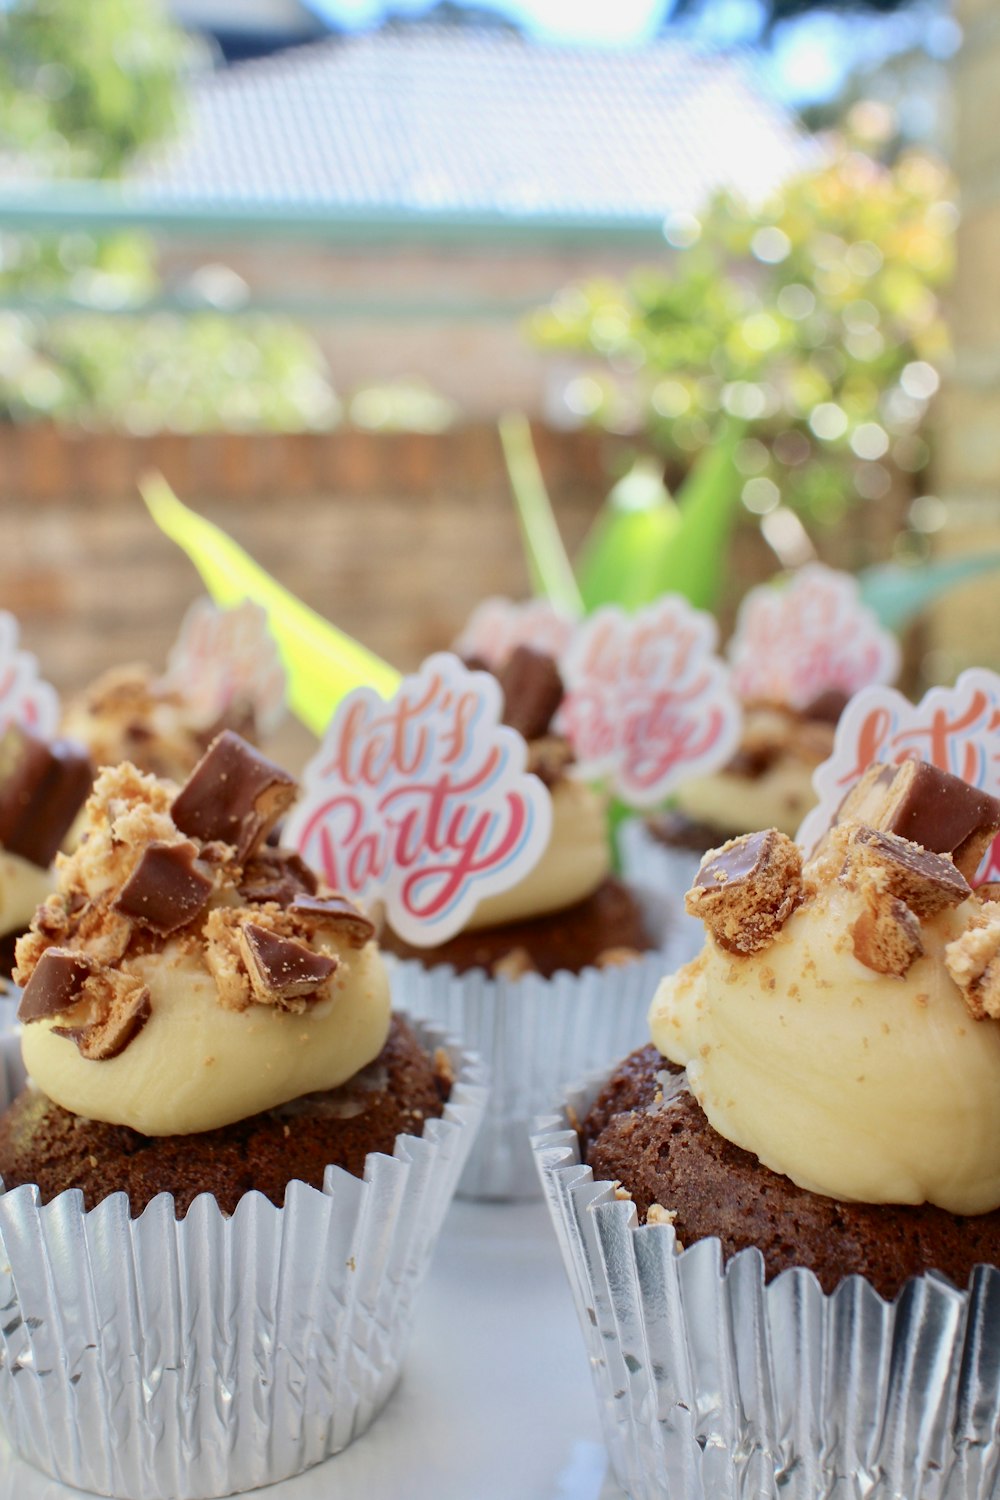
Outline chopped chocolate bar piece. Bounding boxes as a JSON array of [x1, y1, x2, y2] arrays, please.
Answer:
[[498, 645, 564, 743], [239, 848, 318, 905], [0, 728, 93, 868], [113, 839, 214, 934], [686, 829, 803, 954], [289, 893, 376, 947], [799, 688, 850, 725], [171, 731, 296, 863], [238, 922, 338, 1008], [52, 969, 151, 1060], [836, 761, 1000, 879], [844, 827, 971, 918], [851, 882, 923, 977], [18, 947, 93, 1023], [945, 915, 1000, 1020]]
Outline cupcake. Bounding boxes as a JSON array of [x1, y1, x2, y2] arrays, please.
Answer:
[[61, 597, 288, 786], [534, 758, 1000, 1498], [371, 647, 675, 1201], [382, 646, 658, 979], [0, 731, 485, 1499], [61, 660, 260, 784], [0, 725, 92, 981], [620, 563, 899, 919]]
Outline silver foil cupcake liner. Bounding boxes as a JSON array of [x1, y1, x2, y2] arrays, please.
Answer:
[[533, 1074, 1000, 1500], [390, 886, 678, 1202], [617, 819, 704, 968], [0, 1024, 488, 1500]]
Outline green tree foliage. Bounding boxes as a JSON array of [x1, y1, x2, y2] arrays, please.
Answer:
[[0, 0, 184, 177], [530, 124, 953, 532], [0, 0, 338, 430]]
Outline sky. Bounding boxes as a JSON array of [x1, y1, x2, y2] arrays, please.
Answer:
[[309, 0, 961, 106]]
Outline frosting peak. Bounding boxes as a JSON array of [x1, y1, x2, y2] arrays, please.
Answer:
[[14, 735, 390, 1135], [651, 761, 1000, 1214]]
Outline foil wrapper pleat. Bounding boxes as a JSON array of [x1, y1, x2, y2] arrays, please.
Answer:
[[533, 1077, 1000, 1500], [617, 820, 704, 969], [0, 1025, 487, 1500], [390, 887, 678, 1202]]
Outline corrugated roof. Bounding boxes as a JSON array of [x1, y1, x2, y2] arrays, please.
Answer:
[[127, 29, 810, 221]]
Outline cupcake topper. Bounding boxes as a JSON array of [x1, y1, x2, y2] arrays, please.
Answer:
[[798, 667, 1000, 878], [0, 611, 59, 739], [162, 598, 287, 735], [453, 596, 577, 671], [555, 597, 742, 808], [728, 564, 900, 710], [284, 653, 553, 945]]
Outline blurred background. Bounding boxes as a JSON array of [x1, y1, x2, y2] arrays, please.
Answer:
[[3, 0, 996, 765]]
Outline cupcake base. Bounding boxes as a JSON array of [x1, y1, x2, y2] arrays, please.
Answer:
[[381, 876, 655, 978], [391, 885, 678, 1201], [0, 1023, 487, 1500], [0, 1015, 450, 1216], [533, 1073, 1000, 1500], [583, 1043, 1000, 1299]]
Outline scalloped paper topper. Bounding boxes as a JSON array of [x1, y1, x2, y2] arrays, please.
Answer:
[[555, 598, 742, 809], [729, 563, 900, 710], [283, 653, 553, 946], [798, 668, 1000, 878], [453, 596, 577, 672], [162, 598, 287, 736], [0, 612, 59, 740]]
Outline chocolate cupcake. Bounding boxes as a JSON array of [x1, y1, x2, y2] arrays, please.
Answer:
[[382, 647, 672, 1200], [382, 646, 657, 979], [534, 759, 1000, 1499], [0, 732, 485, 1499], [61, 661, 259, 784]]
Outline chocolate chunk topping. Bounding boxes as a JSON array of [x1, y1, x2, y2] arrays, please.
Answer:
[[113, 840, 214, 934], [851, 887, 924, 978], [171, 731, 296, 864], [289, 893, 376, 947], [686, 829, 804, 954], [845, 827, 971, 918], [18, 947, 93, 1022], [836, 761, 1000, 879], [239, 848, 318, 906], [52, 970, 152, 1061], [498, 646, 564, 742], [239, 922, 338, 1006], [0, 729, 93, 868]]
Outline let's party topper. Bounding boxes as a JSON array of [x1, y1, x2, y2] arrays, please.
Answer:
[[0, 612, 59, 740], [728, 564, 900, 710], [163, 599, 287, 736], [798, 667, 1000, 877], [453, 596, 577, 672], [284, 653, 553, 946], [555, 598, 742, 808]]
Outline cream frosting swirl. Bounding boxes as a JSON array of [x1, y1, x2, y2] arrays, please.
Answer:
[[464, 773, 609, 929], [674, 755, 818, 840], [15, 747, 393, 1137], [21, 938, 391, 1136], [650, 881, 1000, 1214]]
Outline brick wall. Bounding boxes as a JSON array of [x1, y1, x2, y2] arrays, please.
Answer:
[[932, 0, 1000, 677], [5, 422, 913, 769]]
